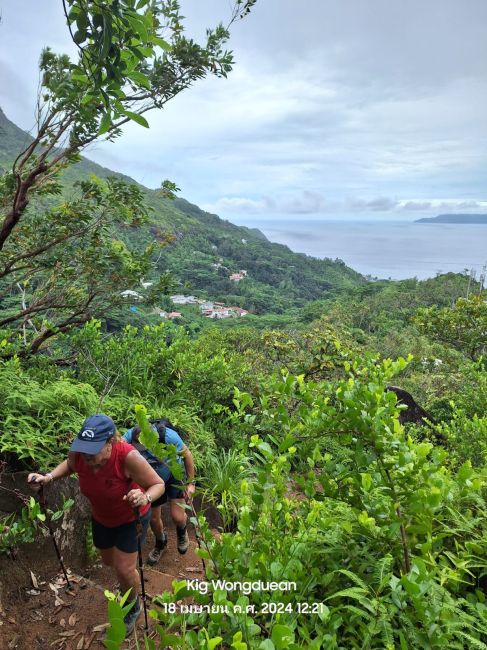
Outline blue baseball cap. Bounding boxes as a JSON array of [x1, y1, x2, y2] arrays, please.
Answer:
[[70, 415, 116, 455]]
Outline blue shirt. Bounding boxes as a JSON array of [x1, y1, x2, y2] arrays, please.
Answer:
[[123, 426, 184, 482]]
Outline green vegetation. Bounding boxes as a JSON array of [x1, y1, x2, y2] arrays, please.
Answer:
[[2, 3, 487, 648], [2, 288, 487, 647]]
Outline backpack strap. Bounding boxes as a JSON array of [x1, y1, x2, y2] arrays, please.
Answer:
[[132, 440, 162, 469], [150, 419, 167, 444]]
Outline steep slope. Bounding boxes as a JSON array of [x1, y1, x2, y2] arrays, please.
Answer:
[[0, 107, 365, 313]]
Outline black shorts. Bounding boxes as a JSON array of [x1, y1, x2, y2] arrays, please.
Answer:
[[152, 473, 186, 507], [91, 509, 151, 553]]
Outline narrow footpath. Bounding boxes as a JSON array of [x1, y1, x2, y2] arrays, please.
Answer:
[[0, 509, 204, 650]]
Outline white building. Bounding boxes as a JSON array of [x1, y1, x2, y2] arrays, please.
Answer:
[[120, 290, 144, 301], [171, 295, 198, 305]]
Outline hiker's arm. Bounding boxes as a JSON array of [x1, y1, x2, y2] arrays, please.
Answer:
[[123, 450, 165, 508], [27, 455, 76, 489], [182, 445, 196, 497]]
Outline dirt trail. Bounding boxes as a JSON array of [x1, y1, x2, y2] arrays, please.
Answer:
[[0, 513, 205, 650]]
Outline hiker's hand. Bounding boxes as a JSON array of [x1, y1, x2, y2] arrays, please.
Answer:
[[27, 473, 51, 490], [124, 488, 147, 508], [185, 483, 196, 500]]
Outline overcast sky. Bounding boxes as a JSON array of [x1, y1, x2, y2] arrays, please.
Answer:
[[1, 0, 487, 223]]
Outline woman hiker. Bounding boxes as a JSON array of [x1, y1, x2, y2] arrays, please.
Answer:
[[123, 419, 195, 565], [27, 414, 165, 634]]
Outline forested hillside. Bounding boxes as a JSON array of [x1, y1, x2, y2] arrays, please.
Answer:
[[0, 107, 364, 317]]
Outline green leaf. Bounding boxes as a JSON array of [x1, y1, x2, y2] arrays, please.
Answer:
[[101, 14, 113, 59], [361, 472, 372, 491], [128, 70, 151, 89], [106, 618, 125, 643], [153, 36, 171, 51], [124, 111, 149, 128], [271, 625, 295, 650], [207, 638, 223, 650], [103, 641, 122, 650], [73, 29, 86, 45], [99, 112, 111, 135]]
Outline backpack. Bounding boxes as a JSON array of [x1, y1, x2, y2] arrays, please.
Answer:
[[150, 418, 186, 443], [131, 419, 185, 480]]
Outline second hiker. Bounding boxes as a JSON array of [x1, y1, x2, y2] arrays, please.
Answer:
[[123, 418, 195, 564]]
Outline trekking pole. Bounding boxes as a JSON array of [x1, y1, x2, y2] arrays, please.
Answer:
[[30, 479, 71, 589], [133, 508, 149, 631]]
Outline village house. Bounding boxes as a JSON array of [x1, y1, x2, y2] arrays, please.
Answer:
[[231, 307, 248, 317], [207, 308, 234, 319], [229, 270, 248, 282], [120, 289, 144, 301], [171, 295, 198, 305], [167, 311, 182, 319]]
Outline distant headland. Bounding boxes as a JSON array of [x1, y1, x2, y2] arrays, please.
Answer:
[[415, 214, 487, 224]]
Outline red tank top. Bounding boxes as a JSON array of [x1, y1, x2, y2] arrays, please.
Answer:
[[74, 440, 150, 527]]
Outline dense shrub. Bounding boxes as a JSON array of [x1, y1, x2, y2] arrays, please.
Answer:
[[0, 358, 98, 469]]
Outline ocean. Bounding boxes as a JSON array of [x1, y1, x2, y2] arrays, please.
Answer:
[[243, 219, 487, 281]]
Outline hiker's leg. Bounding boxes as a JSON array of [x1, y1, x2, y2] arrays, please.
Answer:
[[99, 548, 114, 567], [170, 498, 187, 527], [147, 502, 168, 565], [150, 504, 165, 539], [112, 548, 139, 598], [170, 499, 189, 554]]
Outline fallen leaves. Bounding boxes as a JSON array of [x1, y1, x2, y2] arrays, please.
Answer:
[[7, 633, 19, 649], [184, 565, 202, 573], [91, 623, 109, 632], [30, 571, 39, 589]]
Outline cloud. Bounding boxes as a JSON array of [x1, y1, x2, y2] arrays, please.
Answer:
[[398, 199, 487, 212], [205, 191, 328, 216], [347, 197, 398, 212], [206, 194, 487, 218], [1, 0, 486, 222]]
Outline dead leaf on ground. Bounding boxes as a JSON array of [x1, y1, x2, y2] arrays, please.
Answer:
[[92, 623, 109, 632], [83, 632, 96, 648], [30, 610, 44, 621], [58, 629, 76, 637], [55, 597, 67, 607], [8, 617, 16, 624], [8, 634, 20, 649], [68, 613, 77, 626], [30, 571, 39, 589], [68, 574, 80, 584], [76, 637, 85, 650], [26, 588, 41, 596], [60, 618, 66, 627], [184, 566, 202, 572]]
